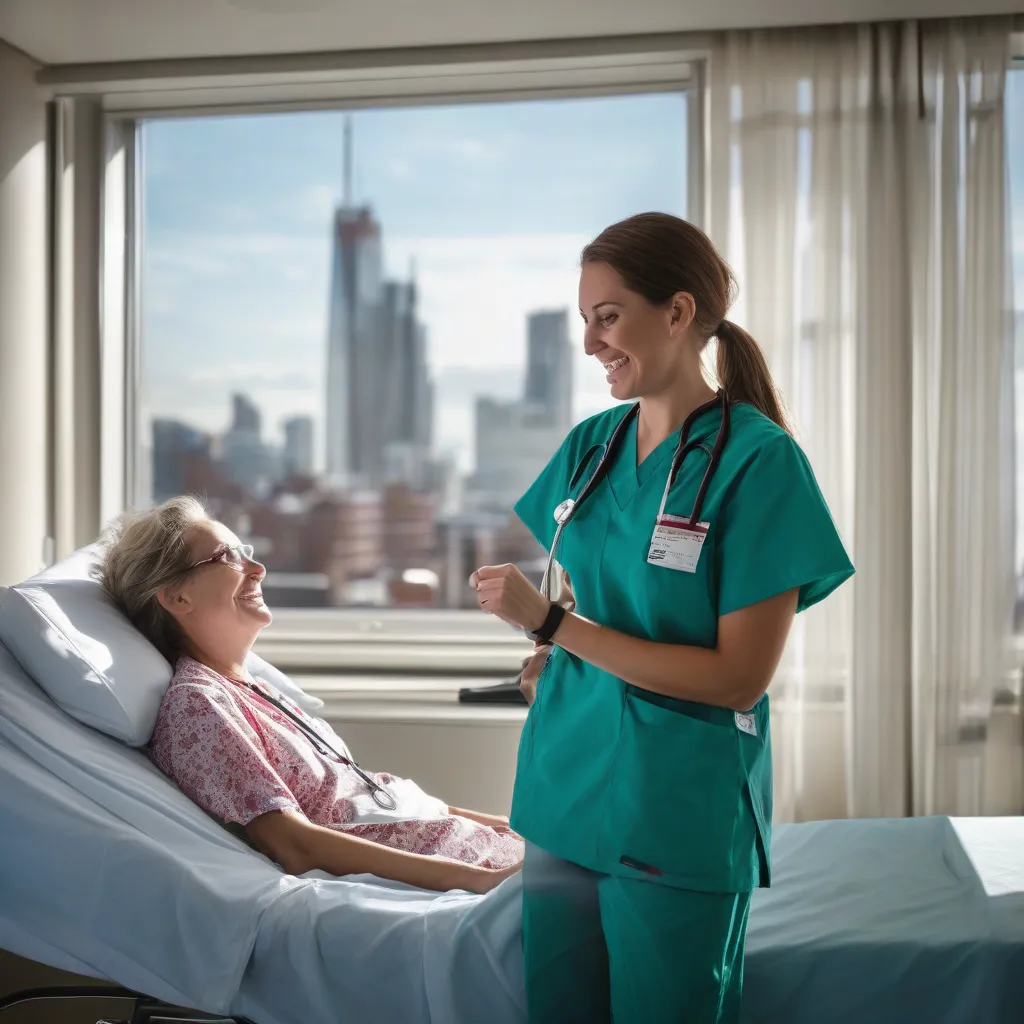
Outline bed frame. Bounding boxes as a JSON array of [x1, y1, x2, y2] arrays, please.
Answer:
[[0, 971, 252, 1024], [0, 950, 253, 1024]]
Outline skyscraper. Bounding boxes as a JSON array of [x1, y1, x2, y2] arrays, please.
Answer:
[[283, 416, 315, 477], [324, 204, 383, 484], [152, 420, 212, 503], [230, 393, 260, 432], [471, 396, 565, 512], [324, 118, 432, 488], [379, 279, 433, 450], [469, 308, 573, 510], [222, 393, 277, 493], [524, 309, 572, 429]]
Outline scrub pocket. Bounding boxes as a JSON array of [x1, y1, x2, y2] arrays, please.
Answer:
[[600, 688, 754, 892], [515, 650, 555, 779]]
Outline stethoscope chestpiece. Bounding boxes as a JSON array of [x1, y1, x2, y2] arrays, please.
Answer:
[[553, 498, 575, 525], [372, 786, 399, 811]]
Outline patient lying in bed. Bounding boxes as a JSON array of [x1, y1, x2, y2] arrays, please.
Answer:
[[99, 495, 524, 896]]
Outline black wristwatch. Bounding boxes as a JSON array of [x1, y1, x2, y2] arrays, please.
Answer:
[[525, 602, 567, 644]]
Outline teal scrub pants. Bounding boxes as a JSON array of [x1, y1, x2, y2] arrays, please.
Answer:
[[521, 843, 751, 1024]]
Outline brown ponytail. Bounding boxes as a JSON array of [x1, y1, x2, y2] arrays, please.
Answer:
[[581, 213, 792, 435], [714, 319, 791, 434]]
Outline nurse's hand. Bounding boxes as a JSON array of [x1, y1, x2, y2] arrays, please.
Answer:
[[469, 563, 550, 632], [519, 644, 552, 705]]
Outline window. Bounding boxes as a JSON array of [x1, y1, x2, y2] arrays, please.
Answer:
[[137, 92, 692, 622]]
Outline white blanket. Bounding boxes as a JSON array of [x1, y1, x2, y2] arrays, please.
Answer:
[[0, 641, 525, 1023]]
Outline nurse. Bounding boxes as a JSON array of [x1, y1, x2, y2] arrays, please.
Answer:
[[470, 212, 854, 1023]]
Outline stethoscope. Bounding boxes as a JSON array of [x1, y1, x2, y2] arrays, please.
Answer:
[[237, 678, 399, 811], [540, 390, 731, 599]]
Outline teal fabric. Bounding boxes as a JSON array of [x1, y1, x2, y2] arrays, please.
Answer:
[[522, 842, 751, 1023], [511, 402, 853, 892]]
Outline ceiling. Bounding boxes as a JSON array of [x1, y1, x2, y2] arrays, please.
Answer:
[[0, 0, 1019, 67]]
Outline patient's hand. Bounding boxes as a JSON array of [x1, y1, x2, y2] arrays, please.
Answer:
[[468, 858, 524, 895], [519, 644, 552, 706]]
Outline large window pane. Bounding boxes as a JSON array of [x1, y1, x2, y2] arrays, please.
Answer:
[[139, 93, 689, 610]]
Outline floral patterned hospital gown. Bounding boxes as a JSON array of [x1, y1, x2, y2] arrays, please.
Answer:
[[149, 656, 523, 870]]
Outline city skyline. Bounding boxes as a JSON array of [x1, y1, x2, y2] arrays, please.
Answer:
[[139, 93, 690, 474], [139, 81, 1024, 476], [149, 298, 576, 495]]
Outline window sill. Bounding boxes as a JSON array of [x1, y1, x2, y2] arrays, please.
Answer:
[[294, 674, 528, 726], [253, 609, 532, 674]]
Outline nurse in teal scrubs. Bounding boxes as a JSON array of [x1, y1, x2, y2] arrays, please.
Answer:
[[470, 213, 854, 1024]]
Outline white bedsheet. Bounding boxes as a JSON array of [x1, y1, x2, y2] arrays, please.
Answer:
[[0, 641, 524, 1023], [0, 642, 302, 1013]]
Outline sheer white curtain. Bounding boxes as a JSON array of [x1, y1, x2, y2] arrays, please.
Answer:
[[706, 17, 1020, 821]]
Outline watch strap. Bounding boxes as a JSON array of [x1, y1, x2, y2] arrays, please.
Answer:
[[527, 602, 567, 643]]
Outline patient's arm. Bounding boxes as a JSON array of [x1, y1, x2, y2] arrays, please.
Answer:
[[247, 809, 519, 894], [446, 806, 512, 829]]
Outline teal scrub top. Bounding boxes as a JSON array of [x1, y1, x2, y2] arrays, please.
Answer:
[[510, 401, 854, 894]]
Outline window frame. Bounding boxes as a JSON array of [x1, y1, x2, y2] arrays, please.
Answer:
[[70, 36, 706, 674], [1007, 43, 1024, 685]]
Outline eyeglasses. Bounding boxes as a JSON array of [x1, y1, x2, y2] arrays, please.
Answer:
[[188, 543, 259, 574]]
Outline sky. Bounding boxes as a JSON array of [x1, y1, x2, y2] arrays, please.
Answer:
[[141, 72, 1024, 478], [140, 93, 690, 473]]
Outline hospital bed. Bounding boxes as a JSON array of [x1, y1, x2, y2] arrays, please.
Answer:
[[1, 554, 1023, 1024]]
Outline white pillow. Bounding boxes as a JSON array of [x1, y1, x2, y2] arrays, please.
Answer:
[[0, 544, 322, 746]]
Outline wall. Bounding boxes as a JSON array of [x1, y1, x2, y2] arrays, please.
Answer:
[[0, 39, 48, 586], [4, 0, 1022, 66], [327, 704, 525, 815]]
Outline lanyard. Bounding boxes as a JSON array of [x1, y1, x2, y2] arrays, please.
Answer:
[[237, 678, 398, 811]]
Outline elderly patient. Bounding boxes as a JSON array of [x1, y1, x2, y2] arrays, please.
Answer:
[[99, 495, 523, 895]]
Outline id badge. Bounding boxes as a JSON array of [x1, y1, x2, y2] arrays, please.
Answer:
[[646, 514, 709, 573]]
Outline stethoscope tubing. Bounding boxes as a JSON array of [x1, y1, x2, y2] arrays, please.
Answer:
[[242, 680, 399, 811], [541, 392, 730, 599]]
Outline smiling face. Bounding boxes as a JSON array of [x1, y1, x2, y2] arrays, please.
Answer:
[[578, 260, 697, 402], [158, 519, 271, 669]]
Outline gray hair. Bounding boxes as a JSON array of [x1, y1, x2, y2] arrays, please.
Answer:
[[97, 495, 210, 664]]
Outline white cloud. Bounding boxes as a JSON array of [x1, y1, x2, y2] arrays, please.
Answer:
[[185, 365, 316, 390], [451, 138, 500, 162], [148, 246, 233, 279], [387, 158, 413, 181], [143, 228, 623, 474], [296, 183, 339, 229], [385, 232, 588, 370], [385, 233, 624, 469]]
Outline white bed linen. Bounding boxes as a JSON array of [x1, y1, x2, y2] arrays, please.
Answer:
[[0, 642, 305, 1013], [0, 641, 524, 1023]]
